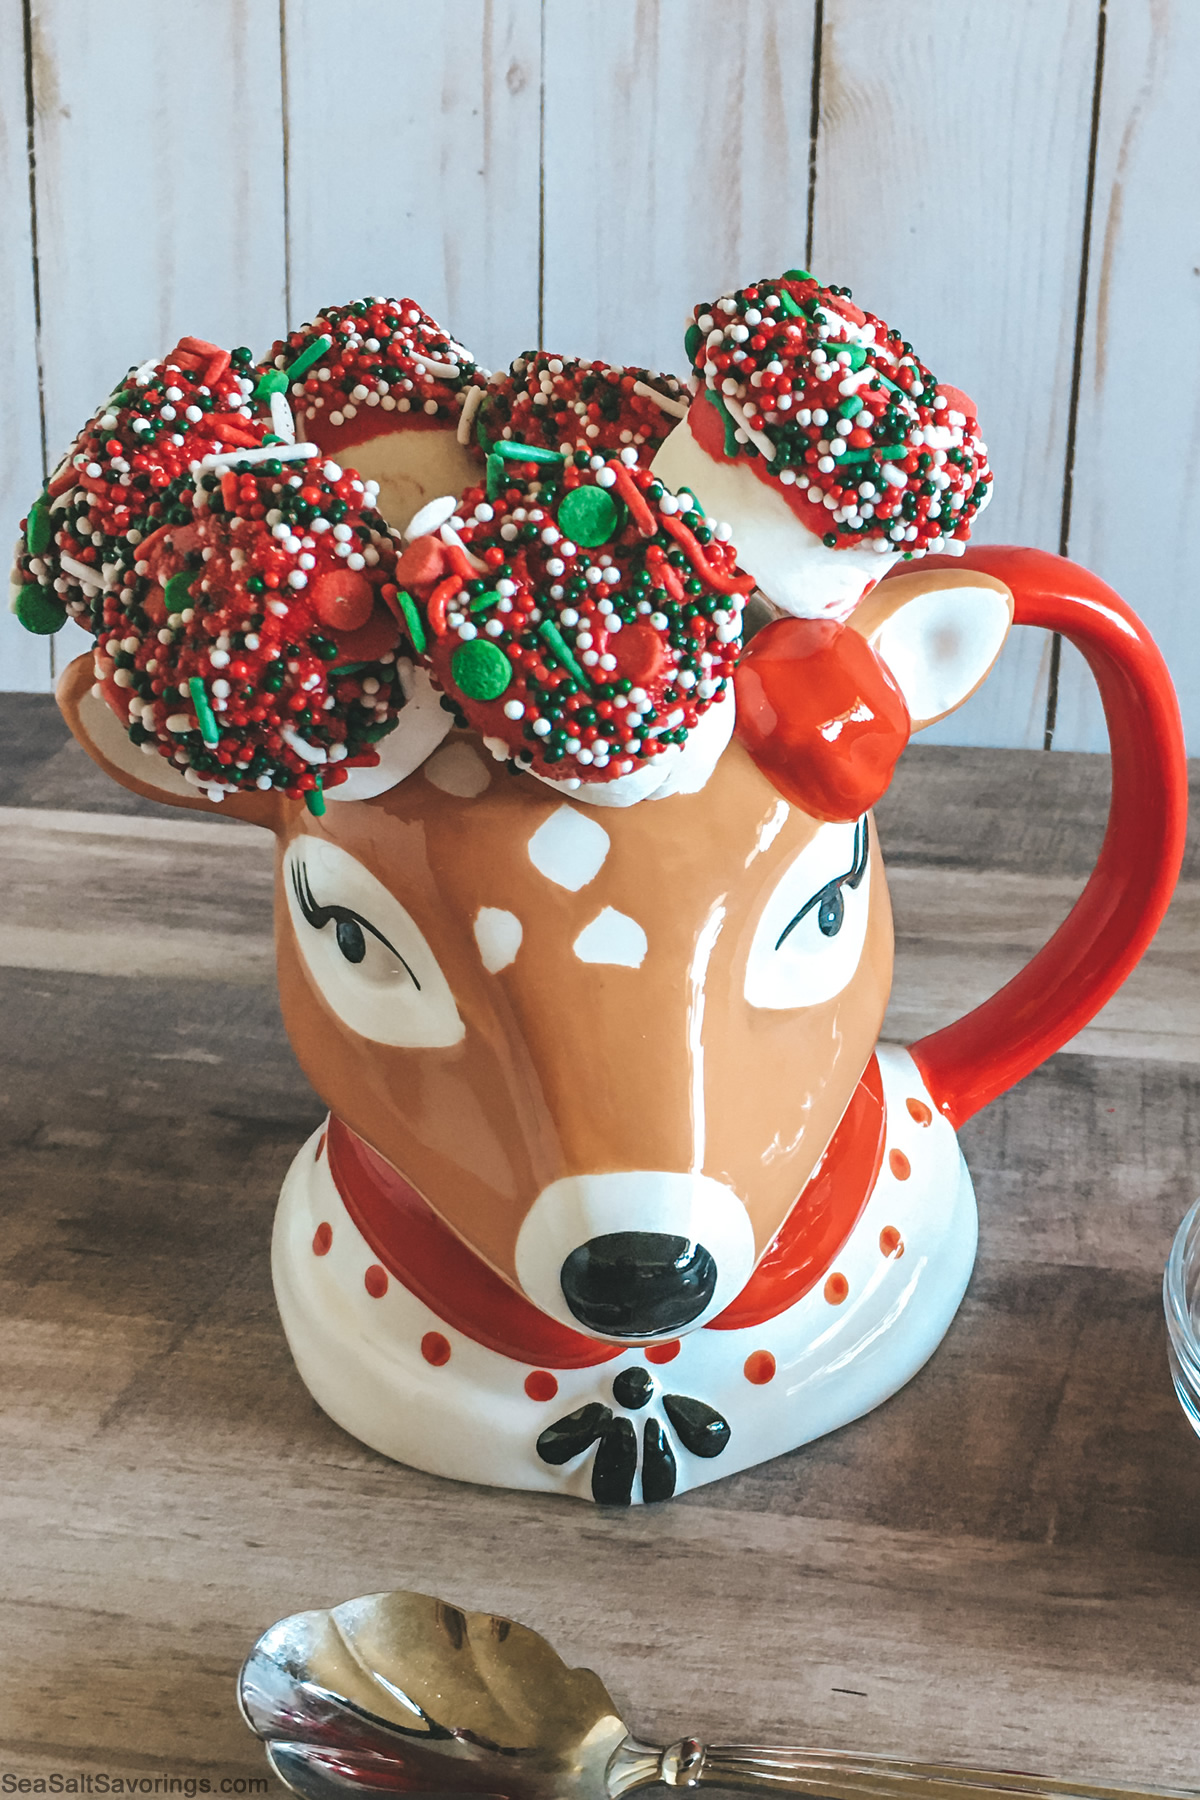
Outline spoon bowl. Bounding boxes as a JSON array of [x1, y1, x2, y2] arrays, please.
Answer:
[[238, 1589, 641, 1800]]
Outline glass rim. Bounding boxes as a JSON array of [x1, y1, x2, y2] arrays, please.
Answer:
[[1163, 1196, 1200, 1377]]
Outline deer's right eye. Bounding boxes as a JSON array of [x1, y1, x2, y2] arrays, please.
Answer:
[[284, 840, 465, 1048]]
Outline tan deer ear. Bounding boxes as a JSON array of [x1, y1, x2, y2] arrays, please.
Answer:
[[57, 653, 285, 828], [848, 568, 1014, 729]]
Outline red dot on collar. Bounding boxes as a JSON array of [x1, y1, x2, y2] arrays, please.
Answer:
[[524, 1370, 559, 1401], [743, 1350, 776, 1385]]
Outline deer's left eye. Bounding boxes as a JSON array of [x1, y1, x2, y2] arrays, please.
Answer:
[[744, 817, 872, 1010], [284, 839, 464, 1047]]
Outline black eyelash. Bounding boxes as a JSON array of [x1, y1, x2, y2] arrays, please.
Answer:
[[775, 817, 870, 952], [290, 861, 421, 990]]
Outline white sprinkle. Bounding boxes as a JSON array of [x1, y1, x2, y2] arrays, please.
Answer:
[[457, 383, 485, 444], [281, 727, 327, 764], [59, 553, 105, 590], [197, 441, 320, 474], [632, 379, 688, 419]]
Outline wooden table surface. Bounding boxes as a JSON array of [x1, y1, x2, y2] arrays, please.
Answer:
[[2, 696, 1198, 1789]]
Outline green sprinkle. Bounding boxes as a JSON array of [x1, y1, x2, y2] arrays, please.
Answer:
[[836, 448, 872, 464], [164, 569, 196, 613], [876, 373, 905, 396], [254, 368, 289, 399], [474, 395, 493, 452], [284, 334, 333, 382], [779, 289, 804, 318], [304, 783, 326, 817], [538, 619, 592, 690], [838, 394, 864, 419], [782, 267, 812, 281], [187, 675, 220, 748], [26, 497, 52, 558], [877, 445, 909, 461], [329, 661, 369, 675], [557, 484, 620, 547], [397, 589, 427, 654], [684, 321, 704, 364], [14, 583, 65, 635], [486, 452, 507, 501], [705, 387, 741, 458], [495, 439, 566, 467], [451, 638, 512, 701]]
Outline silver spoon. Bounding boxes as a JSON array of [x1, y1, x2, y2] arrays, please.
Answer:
[[238, 1589, 1195, 1800]]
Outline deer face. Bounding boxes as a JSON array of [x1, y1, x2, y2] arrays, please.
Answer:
[[272, 731, 891, 1338]]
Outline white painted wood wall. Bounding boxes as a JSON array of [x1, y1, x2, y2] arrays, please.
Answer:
[[3, 0, 1195, 752]]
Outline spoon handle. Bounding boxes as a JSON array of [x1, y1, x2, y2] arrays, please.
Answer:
[[659, 1740, 1198, 1800]]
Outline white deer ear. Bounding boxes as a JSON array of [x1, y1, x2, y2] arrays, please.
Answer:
[[849, 569, 1014, 729]]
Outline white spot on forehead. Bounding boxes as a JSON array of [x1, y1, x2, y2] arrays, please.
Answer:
[[424, 739, 491, 797], [474, 907, 522, 973], [573, 908, 647, 968], [527, 804, 609, 891]]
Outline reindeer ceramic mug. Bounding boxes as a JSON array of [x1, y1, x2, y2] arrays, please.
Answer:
[[30, 277, 1187, 1506], [56, 535, 1185, 1505]]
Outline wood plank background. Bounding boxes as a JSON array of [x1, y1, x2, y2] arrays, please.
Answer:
[[4, 0, 1197, 755]]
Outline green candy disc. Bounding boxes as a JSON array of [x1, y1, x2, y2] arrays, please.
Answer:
[[14, 584, 66, 635], [451, 637, 513, 701], [164, 569, 196, 613], [556, 484, 621, 547], [684, 321, 704, 364], [26, 497, 52, 558]]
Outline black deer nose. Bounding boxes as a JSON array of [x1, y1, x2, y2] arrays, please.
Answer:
[[560, 1232, 718, 1337]]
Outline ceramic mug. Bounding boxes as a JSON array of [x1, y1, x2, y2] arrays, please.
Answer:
[[59, 536, 1186, 1507]]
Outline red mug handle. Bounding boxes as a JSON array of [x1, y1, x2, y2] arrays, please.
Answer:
[[906, 545, 1187, 1128]]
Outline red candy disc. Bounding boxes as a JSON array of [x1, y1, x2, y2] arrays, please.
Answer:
[[311, 568, 375, 632], [734, 617, 910, 820]]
